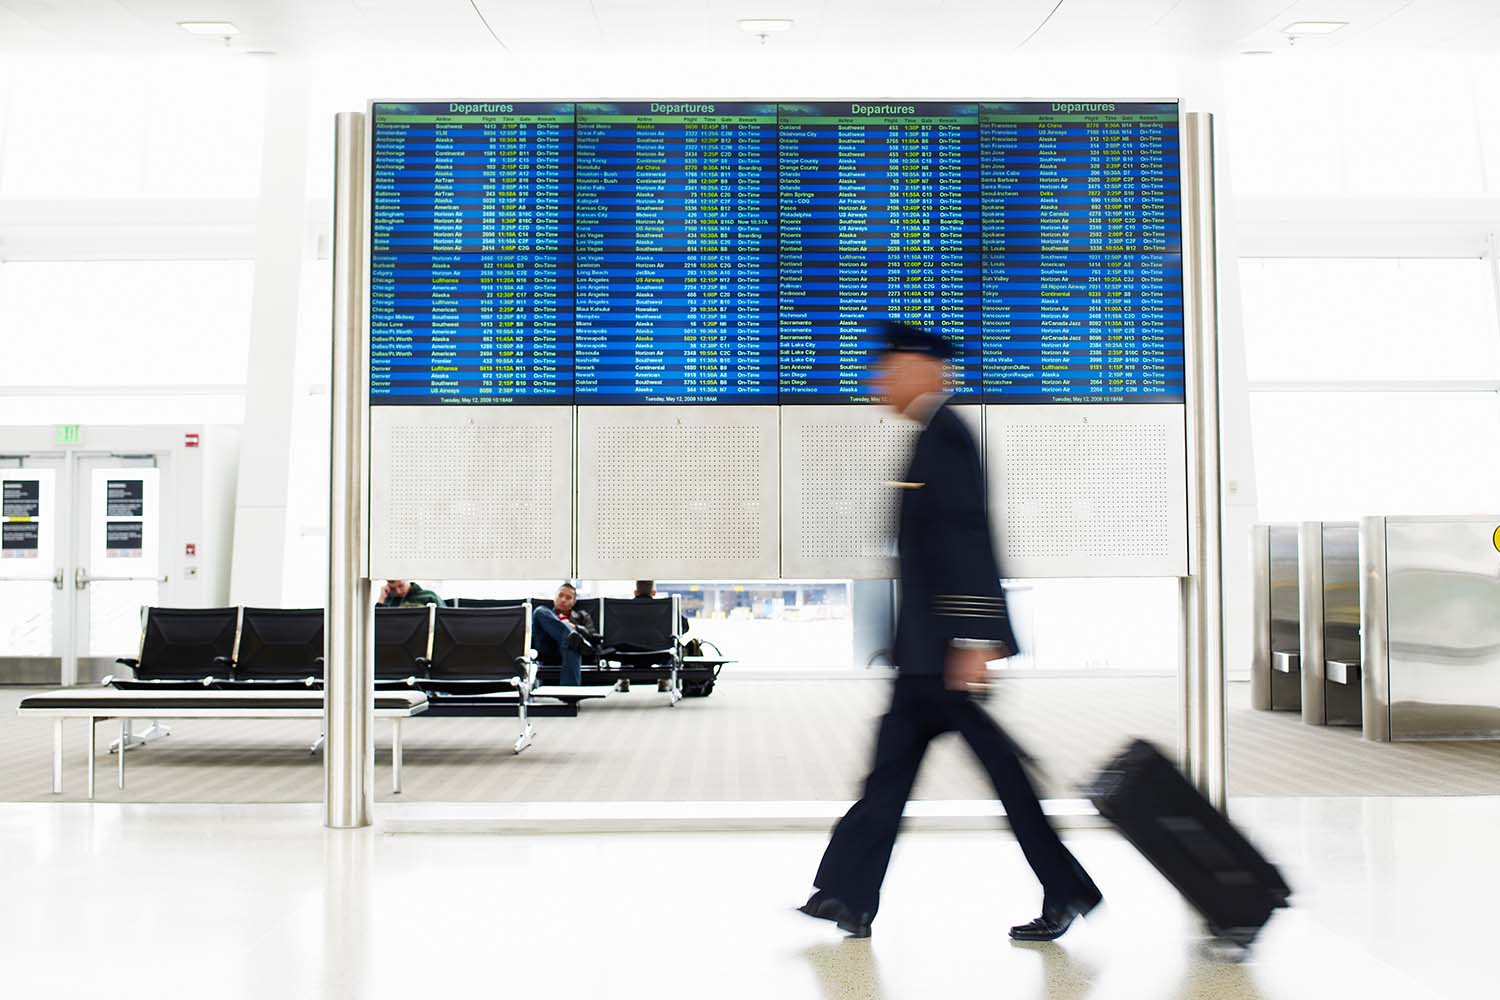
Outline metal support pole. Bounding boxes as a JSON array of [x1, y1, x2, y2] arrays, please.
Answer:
[[1178, 575, 1198, 773], [1180, 111, 1228, 810], [391, 719, 403, 795], [86, 717, 95, 800], [52, 719, 63, 794], [326, 111, 374, 829]]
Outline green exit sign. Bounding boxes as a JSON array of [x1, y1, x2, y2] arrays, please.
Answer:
[[54, 424, 81, 446]]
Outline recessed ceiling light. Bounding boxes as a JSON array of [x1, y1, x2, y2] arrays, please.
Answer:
[[1282, 20, 1348, 37], [177, 21, 240, 36], [738, 19, 794, 34]]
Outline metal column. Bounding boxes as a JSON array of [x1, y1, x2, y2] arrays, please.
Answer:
[[326, 111, 374, 829], [1179, 112, 1227, 810]]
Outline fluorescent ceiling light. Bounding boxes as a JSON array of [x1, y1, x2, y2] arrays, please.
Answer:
[[1240, 49, 1274, 56], [738, 19, 794, 33], [1282, 20, 1348, 36], [177, 21, 240, 36]]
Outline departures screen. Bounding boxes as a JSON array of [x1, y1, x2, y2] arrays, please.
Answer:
[[369, 100, 1182, 405]]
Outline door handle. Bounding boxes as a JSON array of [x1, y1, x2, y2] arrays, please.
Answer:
[[0, 572, 63, 587], [76, 568, 168, 589]]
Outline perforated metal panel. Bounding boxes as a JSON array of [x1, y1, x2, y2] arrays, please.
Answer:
[[370, 407, 573, 579], [985, 404, 1187, 577], [780, 406, 982, 579], [577, 406, 779, 579]]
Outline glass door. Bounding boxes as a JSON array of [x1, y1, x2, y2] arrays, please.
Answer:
[[0, 455, 67, 683], [71, 454, 167, 683]]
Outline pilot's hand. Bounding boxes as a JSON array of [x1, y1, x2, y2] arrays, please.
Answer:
[[945, 645, 995, 692]]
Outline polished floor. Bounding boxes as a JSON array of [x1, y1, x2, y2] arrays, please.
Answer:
[[0, 796, 1494, 999], [3, 678, 1498, 802]]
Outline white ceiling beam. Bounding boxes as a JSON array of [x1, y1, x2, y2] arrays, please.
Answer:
[[0, 197, 257, 226], [1234, 196, 1500, 258], [1237, 196, 1500, 226], [0, 196, 332, 260]]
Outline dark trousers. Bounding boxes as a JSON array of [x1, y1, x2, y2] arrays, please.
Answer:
[[531, 607, 582, 686], [813, 674, 1094, 918]]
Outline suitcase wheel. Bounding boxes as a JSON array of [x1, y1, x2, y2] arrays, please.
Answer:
[[1207, 924, 1261, 956]]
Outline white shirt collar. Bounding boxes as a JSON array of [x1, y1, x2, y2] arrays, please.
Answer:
[[903, 391, 951, 427]]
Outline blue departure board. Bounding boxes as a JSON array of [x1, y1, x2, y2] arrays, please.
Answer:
[[574, 103, 778, 403], [370, 102, 574, 404], [778, 103, 982, 402], [980, 103, 1183, 403], [368, 100, 1184, 406]]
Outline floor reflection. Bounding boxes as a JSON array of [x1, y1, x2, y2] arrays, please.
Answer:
[[1011, 934, 1271, 999], [322, 828, 374, 998], [1013, 941, 1098, 999], [1173, 947, 1267, 1000], [802, 940, 886, 1000]]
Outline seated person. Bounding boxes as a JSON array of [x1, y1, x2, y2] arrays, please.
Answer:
[[634, 580, 690, 636], [378, 579, 442, 608], [628, 581, 695, 693], [531, 581, 595, 687]]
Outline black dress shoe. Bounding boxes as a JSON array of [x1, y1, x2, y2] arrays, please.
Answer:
[[798, 892, 873, 939], [566, 630, 584, 653], [1008, 890, 1102, 942]]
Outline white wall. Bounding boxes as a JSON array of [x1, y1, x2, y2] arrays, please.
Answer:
[[1221, 50, 1500, 538], [0, 52, 266, 432]]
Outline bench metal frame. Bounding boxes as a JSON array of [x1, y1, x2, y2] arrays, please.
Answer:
[[18, 690, 427, 799]]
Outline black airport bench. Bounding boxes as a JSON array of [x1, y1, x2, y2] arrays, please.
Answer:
[[104, 604, 607, 757], [459, 595, 732, 705]]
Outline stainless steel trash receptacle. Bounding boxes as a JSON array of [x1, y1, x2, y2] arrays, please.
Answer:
[[1298, 521, 1362, 727], [1360, 515, 1500, 742], [1251, 523, 1303, 712]]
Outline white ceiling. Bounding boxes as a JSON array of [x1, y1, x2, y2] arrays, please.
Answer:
[[0, 0, 1497, 56]]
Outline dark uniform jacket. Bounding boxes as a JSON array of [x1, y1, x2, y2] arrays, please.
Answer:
[[891, 398, 1018, 674]]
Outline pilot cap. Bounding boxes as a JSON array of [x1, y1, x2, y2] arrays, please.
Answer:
[[874, 319, 957, 360]]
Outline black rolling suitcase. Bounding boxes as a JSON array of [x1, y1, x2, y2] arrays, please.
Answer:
[[1086, 740, 1291, 949]]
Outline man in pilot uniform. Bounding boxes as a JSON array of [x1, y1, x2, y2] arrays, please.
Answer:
[[799, 321, 1101, 941]]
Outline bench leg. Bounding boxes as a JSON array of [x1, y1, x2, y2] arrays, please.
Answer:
[[513, 694, 534, 755], [86, 717, 95, 801], [392, 719, 403, 795], [108, 719, 132, 756], [52, 719, 63, 794], [136, 720, 172, 744], [118, 720, 126, 790], [110, 719, 171, 754]]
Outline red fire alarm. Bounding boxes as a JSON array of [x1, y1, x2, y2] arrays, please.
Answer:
[[184, 432, 200, 448], [185, 543, 197, 557]]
